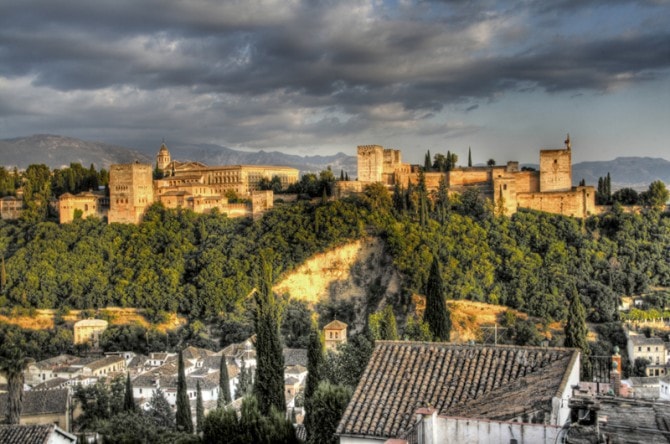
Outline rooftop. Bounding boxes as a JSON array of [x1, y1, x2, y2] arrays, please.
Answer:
[[336, 341, 579, 439], [0, 388, 69, 417], [324, 320, 348, 330], [0, 424, 75, 444]]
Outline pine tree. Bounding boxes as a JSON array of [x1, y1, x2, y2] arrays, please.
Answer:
[[424, 256, 451, 341], [148, 387, 174, 430], [253, 252, 286, 415], [468, 147, 472, 167], [176, 350, 193, 433], [304, 323, 324, 441], [218, 355, 231, 407], [196, 380, 204, 434], [123, 373, 135, 412]]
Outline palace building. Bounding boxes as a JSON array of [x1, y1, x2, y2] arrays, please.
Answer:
[[345, 135, 596, 218], [59, 142, 299, 224]]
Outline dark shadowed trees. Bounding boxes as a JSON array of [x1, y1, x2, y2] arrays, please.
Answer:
[[176, 350, 193, 433], [424, 256, 452, 342]]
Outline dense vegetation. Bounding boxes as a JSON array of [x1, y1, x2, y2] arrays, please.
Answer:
[[1, 182, 669, 329]]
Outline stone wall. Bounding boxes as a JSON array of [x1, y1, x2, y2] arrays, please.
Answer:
[[59, 193, 109, 223], [517, 186, 596, 218], [447, 168, 490, 187]]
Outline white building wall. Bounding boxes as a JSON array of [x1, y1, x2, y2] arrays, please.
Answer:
[[435, 417, 562, 444]]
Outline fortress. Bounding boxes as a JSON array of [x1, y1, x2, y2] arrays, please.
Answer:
[[348, 136, 596, 218], [59, 143, 299, 224]]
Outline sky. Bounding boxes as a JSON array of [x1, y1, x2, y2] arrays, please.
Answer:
[[1, 0, 669, 165]]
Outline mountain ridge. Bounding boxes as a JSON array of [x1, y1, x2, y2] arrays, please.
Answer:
[[1, 134, 668, 189]]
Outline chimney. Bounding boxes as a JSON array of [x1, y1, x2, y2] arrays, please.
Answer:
[[609, 360, 621, 397], [611, 346, 622, 374]]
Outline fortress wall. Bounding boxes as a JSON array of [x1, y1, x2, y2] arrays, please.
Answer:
[[448, 169, 490, 187], [517, 186, 595, 218], [513, 171, 540, 193], [492, 176, 519, 216], [400, 172, 445, 190], [540, 149, 572, 192]]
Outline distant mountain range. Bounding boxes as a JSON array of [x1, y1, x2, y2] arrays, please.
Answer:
[[1, 135, 668, 189], [0, 134, 151, 169]]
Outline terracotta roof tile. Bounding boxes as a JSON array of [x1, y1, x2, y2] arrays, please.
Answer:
[[336, 341, 578, 439], [0, 424, 62, 444], [0, 388, 69, 417]]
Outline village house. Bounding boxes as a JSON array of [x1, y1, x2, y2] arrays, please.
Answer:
[[336, 341, 580, 443], [626, 333, 669, 376], [73, 318, 108, 349], [0, 389, 71, 432]]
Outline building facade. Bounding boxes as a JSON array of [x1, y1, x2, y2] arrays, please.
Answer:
[[60, 142, 296, 224], [350, 136, 597, 218]]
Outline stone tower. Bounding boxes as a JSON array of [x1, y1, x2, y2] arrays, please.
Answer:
[[357, 145, 385, 183], [108, 163, 154, 224], [539, 136, 573, 192], [156, 142, 171, 171]]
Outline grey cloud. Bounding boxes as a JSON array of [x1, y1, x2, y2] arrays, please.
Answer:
[[0, 0, 669, 154]]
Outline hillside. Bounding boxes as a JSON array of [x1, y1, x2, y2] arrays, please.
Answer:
[[0, 134, 151, 169]]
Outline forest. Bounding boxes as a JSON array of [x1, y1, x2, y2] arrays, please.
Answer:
[[1, 181, 669, 327]]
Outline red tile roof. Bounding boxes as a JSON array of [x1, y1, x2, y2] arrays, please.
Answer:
[[336, 341, 579, 439]]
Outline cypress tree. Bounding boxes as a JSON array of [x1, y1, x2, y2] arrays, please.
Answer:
[[424, 256, 451, 341], [564, 288, 591, 377], [468, 147, 472, 167], [1, 257, 6, 293], [235, 357, 252, 399], [424, 150, 432, 171], [340, 170, 344, 181], [176, 350, 193, 433], [123, 373, 135, 412], [196, 380, 204, 434], [304, 323, 324, 440], [253, 252, 286, 415], [218, 355, 231, 407]]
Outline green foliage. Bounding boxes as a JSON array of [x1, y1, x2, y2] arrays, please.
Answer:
[[176, 351, 193, 433], [304, 324, 325, 441], [322, 333, 374, 390], [253, 253, 286, 415], [235, 357, 253, 399], [368, 305, 398, 341], [0, 323, 39, 424], [404, 315, 433, 341], [74, 376, 125, 431], [218, 355, 232, 407], [280, 298, 312, 348], [633, 357, 651, 377], [124, 373, 136, 412], [641, 180, 669, 210], [203, 397, 298, 444], [196, 380, 205, 434], [424, 256, 451, 341], [307, 382, 352, 444], [147, 387, 174, 430]]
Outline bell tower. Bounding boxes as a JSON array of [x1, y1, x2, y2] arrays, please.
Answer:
[[156, 141, 171, 171]]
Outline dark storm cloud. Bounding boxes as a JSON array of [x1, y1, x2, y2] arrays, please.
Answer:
[[1, 0, 669, 151]]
